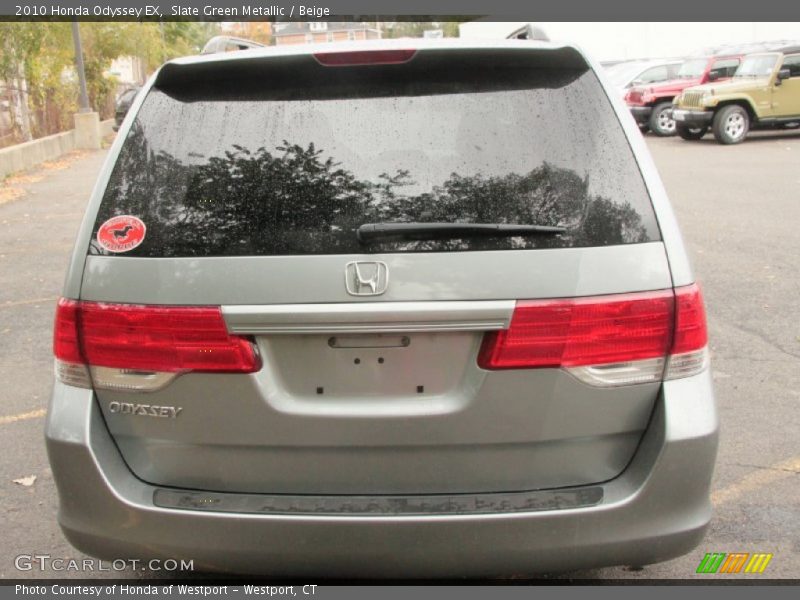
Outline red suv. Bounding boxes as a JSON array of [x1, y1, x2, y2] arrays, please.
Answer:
[[625, 54, 742, 136]]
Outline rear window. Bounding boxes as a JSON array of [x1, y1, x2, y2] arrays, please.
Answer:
[[92, 51, 660, 257]]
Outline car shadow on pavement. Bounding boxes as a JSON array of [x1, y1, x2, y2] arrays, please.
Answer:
[[687, 130, 800, 144]]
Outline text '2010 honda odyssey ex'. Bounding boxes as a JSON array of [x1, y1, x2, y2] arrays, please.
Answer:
[[47, 38, 717, 577]]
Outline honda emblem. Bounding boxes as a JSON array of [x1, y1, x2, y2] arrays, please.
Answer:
[[345, 261, 389, 296]]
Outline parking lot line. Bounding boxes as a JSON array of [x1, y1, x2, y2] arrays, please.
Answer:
[[712, 456, 800, 506], [0, 408, 46, 425], [0, 296, 56, 309]]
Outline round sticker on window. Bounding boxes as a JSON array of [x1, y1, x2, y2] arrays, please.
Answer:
[[97, 215, 147, 253]]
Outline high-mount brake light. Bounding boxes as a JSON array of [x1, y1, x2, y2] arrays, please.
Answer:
[[313, 49, 417, 67], [478, 284, 708, 386], [53, 299, 260, 392]]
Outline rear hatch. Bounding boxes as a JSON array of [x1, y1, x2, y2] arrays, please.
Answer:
[[75, 44, 673, 495]]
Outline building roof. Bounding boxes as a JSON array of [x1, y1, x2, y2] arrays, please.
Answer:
[[273, 22, 374, 37]]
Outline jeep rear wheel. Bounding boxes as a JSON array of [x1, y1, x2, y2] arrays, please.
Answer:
[[713, 105, 749, 144], [676, 123, 708, 140], [648, 102, 676, 136]]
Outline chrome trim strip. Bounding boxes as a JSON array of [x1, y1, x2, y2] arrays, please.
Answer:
[[153, 485, 603, 516], [222, 300, 515, 334]]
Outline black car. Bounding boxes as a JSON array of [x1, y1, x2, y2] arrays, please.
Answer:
[[112, 86, 141, 132]]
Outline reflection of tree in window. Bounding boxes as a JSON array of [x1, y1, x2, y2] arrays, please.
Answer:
[[94, 128, 649, 257]]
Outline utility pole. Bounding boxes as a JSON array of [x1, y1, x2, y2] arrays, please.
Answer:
[[71, 20, 101, 148], [71, 21, 91, 113], [159, 21, 167, 63], [10, 65, 33, 141]]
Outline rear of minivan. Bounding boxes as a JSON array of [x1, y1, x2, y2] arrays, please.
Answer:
[[46, 39, 718, 577]]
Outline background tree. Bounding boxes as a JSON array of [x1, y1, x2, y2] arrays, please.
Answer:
[[95, 130, 647, 257], [0, 22, 74, 140], [0, 22, 219, 144], [226, 22, 273, 46]]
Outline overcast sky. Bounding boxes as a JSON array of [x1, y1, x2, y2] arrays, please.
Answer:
[[459, 22, 800, 61]]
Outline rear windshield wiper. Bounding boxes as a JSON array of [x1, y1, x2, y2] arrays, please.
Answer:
[[357, 222, 566, 244]]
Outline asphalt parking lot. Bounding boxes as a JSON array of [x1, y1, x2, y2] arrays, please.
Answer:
[[1, 130, 798, 581]]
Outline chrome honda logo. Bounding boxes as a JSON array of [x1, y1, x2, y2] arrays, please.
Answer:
[[345, 261, 389, 296]]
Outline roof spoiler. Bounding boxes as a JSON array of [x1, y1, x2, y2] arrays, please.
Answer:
[[201, 35, 267, 55], [157, 41, 589, 93]]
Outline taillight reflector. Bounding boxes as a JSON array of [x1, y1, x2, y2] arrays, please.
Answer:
[[54, 299, 260, 375], [313, 49, 417, 67]]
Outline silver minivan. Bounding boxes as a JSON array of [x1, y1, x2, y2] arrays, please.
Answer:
[[47, 38, 717, 577]]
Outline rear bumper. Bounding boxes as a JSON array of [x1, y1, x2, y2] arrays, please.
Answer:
[[46, 371, 718, 577], [629, 105, 653, 124], [672, 108, 714, 125]]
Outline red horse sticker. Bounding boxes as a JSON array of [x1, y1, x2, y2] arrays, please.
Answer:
[[97, 215, 146, 253]]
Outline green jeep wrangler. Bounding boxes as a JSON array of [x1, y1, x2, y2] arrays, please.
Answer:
[[672, 45, 800, 144]]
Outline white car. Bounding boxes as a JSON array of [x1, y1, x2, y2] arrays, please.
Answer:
[[605, 59, 683, 95]]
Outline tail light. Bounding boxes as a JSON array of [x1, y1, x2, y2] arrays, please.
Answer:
[[313, 49, 417, 67], [478, 284, 708, 386], [641, 87, 656, 103], [54, 299, 260, 392], [664, 284, 709, 380]]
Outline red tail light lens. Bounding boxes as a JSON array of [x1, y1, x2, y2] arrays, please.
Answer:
[[54, 299, 260, 374], [671, 284, 707, 354], [478, 290, 675, 370], [54, 298, 82, 364], [313, 49, 417, 67], [478, 284, 708, 382]]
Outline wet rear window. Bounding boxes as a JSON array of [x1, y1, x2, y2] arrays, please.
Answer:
[[92, 53, 660, 257]]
